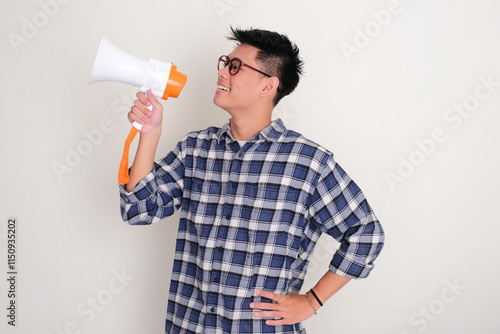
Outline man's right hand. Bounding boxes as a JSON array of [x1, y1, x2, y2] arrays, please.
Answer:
[[128, 89, 164, 135], [124, 90, 164, 191]]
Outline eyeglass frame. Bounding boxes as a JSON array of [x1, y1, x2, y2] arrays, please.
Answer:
[[218, 55, 272, 78]]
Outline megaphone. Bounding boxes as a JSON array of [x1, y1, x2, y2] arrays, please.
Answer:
[[89, 35, 187, 184]]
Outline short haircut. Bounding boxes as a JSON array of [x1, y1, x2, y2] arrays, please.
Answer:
[[227, 27, 304, 106]]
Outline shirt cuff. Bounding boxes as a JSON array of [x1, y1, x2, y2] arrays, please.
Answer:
[[329, 251, 375, 280], [119, 169, 157, 204]]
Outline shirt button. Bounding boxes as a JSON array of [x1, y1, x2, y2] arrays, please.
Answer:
[[232, 183, 237, 188], [225, 215, 230, 220], [213, 277, 220, 283], [210, 307, 216, 313], [237, 152, 243, 158]]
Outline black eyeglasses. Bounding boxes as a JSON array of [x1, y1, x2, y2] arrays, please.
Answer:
[[218, 55, 271, 77]]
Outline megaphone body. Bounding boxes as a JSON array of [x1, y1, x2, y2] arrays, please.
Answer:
[[89, 35, 187, 130], [89, 35, 187, 183]]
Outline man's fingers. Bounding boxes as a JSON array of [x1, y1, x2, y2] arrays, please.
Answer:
[[265, 319, 286, 326], [253, 310, 281, 318], [136, 91, 149, 105], [134, 98, 151, 112], [250, 302, 279, 311], [256, 289, 280, 301], [130, 105, 148, 124]]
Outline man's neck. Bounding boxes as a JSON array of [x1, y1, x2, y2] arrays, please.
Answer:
[[229, 113, 272, 141]]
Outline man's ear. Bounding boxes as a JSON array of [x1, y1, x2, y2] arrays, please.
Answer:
[[260, 77, 280, 98]]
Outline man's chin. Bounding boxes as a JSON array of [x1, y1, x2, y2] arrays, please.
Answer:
[[213, 95, 229, 110]]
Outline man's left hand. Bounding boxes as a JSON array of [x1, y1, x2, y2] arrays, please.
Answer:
[[250, 289, 316, 326]]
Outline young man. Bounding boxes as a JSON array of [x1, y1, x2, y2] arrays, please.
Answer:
[[120, 28, 384, 334]]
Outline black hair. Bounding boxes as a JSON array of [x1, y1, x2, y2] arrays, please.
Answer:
[[227, 27, 304, 106]]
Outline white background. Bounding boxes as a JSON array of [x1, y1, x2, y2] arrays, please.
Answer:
[[1, 0, 499, 333]]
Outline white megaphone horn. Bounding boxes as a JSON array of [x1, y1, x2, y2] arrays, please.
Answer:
[[89, 34, 187, 184]]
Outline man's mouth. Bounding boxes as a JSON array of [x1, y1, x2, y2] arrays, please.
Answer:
[[217, 84, 230, 92]]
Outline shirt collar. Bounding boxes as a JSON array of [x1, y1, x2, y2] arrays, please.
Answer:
[[216, 118, 287, 144]]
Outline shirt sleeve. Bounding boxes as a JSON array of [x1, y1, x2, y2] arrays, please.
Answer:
[[119, 140, 185, 225], [307, 156, 384, 279]]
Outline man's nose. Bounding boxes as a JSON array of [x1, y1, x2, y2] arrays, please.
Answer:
[[218, 65, 230, 78]]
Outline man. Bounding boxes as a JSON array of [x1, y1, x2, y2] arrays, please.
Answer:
[[120, 27, 384, 334]]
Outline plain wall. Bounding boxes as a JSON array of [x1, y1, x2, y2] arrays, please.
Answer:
[[1, 0, 499, 333]]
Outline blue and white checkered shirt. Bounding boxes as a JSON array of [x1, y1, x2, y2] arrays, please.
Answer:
[[120, 119, 384, 334]]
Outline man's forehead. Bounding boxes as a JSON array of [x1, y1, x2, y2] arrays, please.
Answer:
[[228, 43, 260, 63]]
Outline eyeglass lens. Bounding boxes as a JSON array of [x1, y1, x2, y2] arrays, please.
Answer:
[[218, 56, 241, 75]]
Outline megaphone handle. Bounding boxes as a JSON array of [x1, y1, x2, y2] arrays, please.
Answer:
[[119, 102, 154, 183], [118, 126, 140, 184]]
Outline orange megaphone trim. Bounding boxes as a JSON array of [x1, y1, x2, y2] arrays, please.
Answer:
[[118, 126, 139, 184], [162, 63, 187, 100]]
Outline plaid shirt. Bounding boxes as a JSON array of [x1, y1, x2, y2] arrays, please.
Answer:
[[120, 119, 384, 334]]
